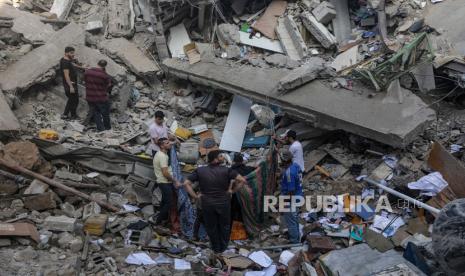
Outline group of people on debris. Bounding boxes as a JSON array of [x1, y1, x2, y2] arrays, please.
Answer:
[[58, 45, 306, 253], [59, 46, 113, 132], [149, 111, 306, 252]]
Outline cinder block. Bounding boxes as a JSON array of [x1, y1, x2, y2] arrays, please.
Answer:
[[312, 1, 337, 25], [43, 216, 76, 232], [300, 11, 337, 48]]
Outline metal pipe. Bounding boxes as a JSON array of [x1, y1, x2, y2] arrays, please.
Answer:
[[364, 178, 441, 215]]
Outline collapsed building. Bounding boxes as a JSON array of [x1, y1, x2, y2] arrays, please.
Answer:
[[1, 0, 465, 275]]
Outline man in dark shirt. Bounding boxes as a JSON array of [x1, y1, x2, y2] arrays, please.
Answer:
[[84, 60, 112, 131], [60, 46, 81, 120], [231, 153, 255, 176], [182, 150, 247, 253]]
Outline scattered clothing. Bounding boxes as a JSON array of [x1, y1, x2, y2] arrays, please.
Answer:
[[289, 141, 305, 172]]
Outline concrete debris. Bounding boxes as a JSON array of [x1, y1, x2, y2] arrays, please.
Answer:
[[164, 58, 435, 148], [0, 2, 55, 43], [276, 15, 308, 61], [0, 22, 85, 93], [0, 1, 464, 275], [49, 0, 74, 20], [107, 0, 134, 37], [312, 1, 337, 25], [99, 38, 160, 79], [0, 90, 20, 131], [300, 11, 337, 49]]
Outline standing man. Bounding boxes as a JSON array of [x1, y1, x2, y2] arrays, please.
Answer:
[[153, 138, 181, 226], [60, 46, 81, 120], [279, 149, 303, 244], [182, 150, 247, 253], [84, 60, 112, 131], [274, 130, 305, 172], [147, 111, 173, 157]]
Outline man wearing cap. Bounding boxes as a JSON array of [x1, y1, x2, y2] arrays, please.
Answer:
[[274, 130, 305, 172], [181, 150, 247, 253], [280, 149, 303, 244]]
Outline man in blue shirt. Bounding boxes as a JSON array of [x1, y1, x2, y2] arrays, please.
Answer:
[[280, 149, 303, 243]]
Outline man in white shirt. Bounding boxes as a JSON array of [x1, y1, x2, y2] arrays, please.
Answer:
[[148, 111, 174, 157], [274, 130, 305, 172]]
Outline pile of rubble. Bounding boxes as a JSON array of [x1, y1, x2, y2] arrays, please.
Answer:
[[1, 0, 465, 275]]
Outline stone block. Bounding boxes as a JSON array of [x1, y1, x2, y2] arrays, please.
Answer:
[[43, 216, 76, 232], [82, 202, 101, 221], [54, 170, 83, 182], [302, 0, 321, 10], [301, 11, 336, 48], [312, 1, 337, 25], [24, 192, 57, 211], [86, 21, 103, 32], [276, 15, 308, 61], [24, 179, 49, 195]]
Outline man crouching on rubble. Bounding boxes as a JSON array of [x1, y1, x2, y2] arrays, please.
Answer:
[[181, 150, 247, 253], [280, 149, 303, 244], [153, 138, 182, 226], [84, 60, 112, 131]]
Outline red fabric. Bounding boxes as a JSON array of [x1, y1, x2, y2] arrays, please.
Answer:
[[169, 191, 181, 234], [84, 68, 111, 103]]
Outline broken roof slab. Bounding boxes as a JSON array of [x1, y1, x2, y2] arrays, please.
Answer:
[[0, 1, 55, 43], [0, 23, 85, 94], [163, 58, 436, 148]]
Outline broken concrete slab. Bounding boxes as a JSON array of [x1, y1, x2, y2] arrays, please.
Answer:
[[43, 215, 76, 232], [252, 0, 287, 39], [76, 46, 127, 78], [164, 58, 435, 148], [330, 0, 352, 45], [0, 1, 55, 43], [99, 38, 160, 78], [0, 22, 85, 94], [24, 192, 57, 211], [86, 21, 103, 32], [276, 15, 308, 61], [301, 11, 337, 49], [24, 179, 49, 195], [411, 63, 436, 93], [277, 58, 325, 92], [426, 0, 465, 55], [49, 0, 74, 20], [107, 0, 134, 37], [0, 90, 20, 131], [168, 23, 191, 58]]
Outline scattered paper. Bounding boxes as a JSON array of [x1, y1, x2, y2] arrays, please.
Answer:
[[86, 172, 100, 178], [370, 213, 405, 237], [248, 251, 273, 268], [450, 144, 463, 153], [123, 204, 140, 212], [279, 250, 295, 266], [407, 172, 448, 196], [174, 259, 191, 270], [154, 253, 173, 265], [245, 264, 277, 276], [382, 155, 398, 169], [125, 252, 156, 265]]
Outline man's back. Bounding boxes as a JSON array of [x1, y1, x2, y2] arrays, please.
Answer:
[[84, 68, 110, 103], [188, 165, 238, 206]]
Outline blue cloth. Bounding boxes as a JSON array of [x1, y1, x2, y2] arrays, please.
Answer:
[[283, 211, 300, 243], [170, 147, 206, 240], [280, 163, 303, 196]]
